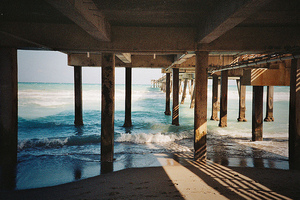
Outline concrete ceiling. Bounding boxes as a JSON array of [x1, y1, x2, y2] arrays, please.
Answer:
[[0, 0, 299, 56]]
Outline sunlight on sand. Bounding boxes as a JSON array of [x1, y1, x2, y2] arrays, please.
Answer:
[[155, 153, 292, 200]]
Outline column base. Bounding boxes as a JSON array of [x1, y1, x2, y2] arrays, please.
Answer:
[[264, 117, 274, 122]]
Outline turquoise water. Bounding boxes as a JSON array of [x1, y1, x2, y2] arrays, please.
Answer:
[[16, 82, 290, 189]]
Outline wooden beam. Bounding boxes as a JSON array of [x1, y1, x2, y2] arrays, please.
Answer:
[[198, 0, 272, 44], [46, 0, 111, 41]]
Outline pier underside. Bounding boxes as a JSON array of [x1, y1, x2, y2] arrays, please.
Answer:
[[1, 0, 300, 187]]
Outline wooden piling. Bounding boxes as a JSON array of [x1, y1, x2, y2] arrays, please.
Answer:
[[0, 48, 18, 190], [264, 86, 274, 122], [219, 71, 228, 127], [123, 67, 132, 127], [252, 86, 263, 141], [74, 66, 84, 126], [237, 79, 247, 122], [181, 78, 188, 104], [289, 58, 300, 169], [101, 53, 115, 164], [172, 68, 179, 126], [210, 75, 219, 121], [194, 51, 208, 161], [165, 73, 171, 115]]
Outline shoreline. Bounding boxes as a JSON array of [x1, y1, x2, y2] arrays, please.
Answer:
[[1, 153, 300, 200]]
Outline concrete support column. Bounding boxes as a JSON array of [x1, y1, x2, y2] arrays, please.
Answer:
[[289, 58, 300, 169], [219, 71, 228, 127], [237, 79, 247, 122], [101, 53, 115, 165], [252, 86, 263, 141], [181, 78, 188, 104], [0, 48, 18, 189], [190, 84, 195, 108], [264, 86, 274, 122], [194, 51, 208, 161], [210, 75, 219, 121], [74, 66, 83, 126], [123, 67, 132, 127], [172, 68, 179, 126], [164, 73, 171, 115]]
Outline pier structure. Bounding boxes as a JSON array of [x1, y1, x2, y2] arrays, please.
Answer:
[[1, 0, 300, 184]]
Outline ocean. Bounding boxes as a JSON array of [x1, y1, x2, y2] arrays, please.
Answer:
[[16, 82, 290, 189]]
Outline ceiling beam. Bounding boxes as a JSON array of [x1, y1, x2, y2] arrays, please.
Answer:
[[1, 22, 299, 53], [198, 0, 272, 44], [46, 0, 111, 42]]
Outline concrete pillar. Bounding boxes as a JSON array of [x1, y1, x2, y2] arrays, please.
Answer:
[[219, 71, 228, 127], [74, 66, 84, 126], [210, 75, 219, 121], [252, 86, 263, 141], [0, 48, 18, 190], [190, 84, 195, 108], [123, 67, 132, 127], [172, 68, 179, 126], [237, 79, 247, 122], [289, 58, 300, 169], [165, 73, 171, 115], [101, 53, 115, 165], [194, 51, 208, 161], [189, 79, 194, 95], [264, 86, 274, 122], [180, 78, 188, 104]]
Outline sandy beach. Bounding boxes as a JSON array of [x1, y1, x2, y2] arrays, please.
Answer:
[[1, 153, 300, 200]]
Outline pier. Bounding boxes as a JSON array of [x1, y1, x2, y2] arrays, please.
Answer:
[[1, 0, 300, 194]]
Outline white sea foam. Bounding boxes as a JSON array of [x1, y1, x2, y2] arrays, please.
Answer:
[[116, 132, 189, 144]]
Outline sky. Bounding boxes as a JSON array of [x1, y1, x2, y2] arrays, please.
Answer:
[[17, 50, 163, 84]]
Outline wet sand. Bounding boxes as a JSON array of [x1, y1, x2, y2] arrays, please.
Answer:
[[1, 153, 300, 200]]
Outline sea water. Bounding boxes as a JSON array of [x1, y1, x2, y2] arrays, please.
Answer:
[[16, 82, 290, 189]]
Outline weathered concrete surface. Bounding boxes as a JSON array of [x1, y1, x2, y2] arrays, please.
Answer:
[[172, 68, 179, 126], [194, 51, 208, 161], [210, 75, 219, 121], [237, 79, 247, 122], [289, 58, 300, 169], [0, 48, 18, 190], [164, 73, 171, 116], [74, 66, 83, 126], [123, 67, 132, 127], [252, 86, 264, 141], [264, 86, 274, 122], [101, 53, 115, 164], [219, 70, 228, 127]]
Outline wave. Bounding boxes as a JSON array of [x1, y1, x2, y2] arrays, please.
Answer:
[[18, 135, 101, 150], [115, 132, 191, 144]]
